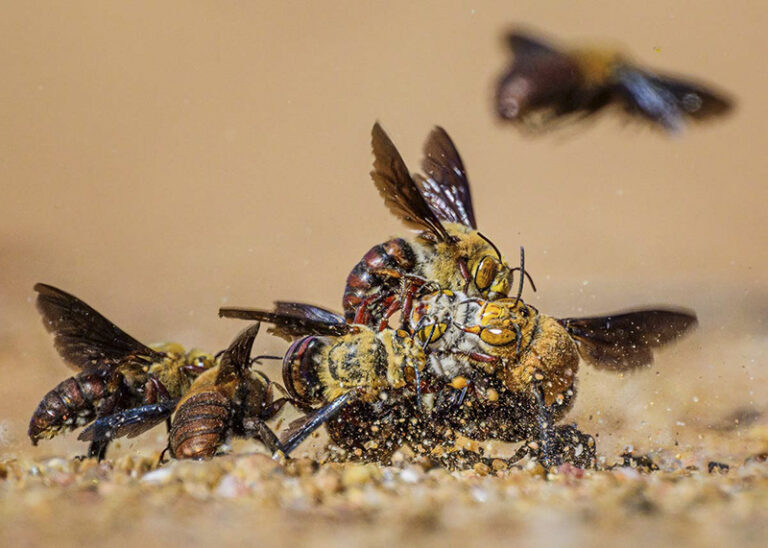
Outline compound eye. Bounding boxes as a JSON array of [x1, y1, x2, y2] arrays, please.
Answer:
[[416, 322, 447, 344], [473, 256, 498, 292], [480, 326, 516, 346]]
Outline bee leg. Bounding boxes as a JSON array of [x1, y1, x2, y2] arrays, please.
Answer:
[[353, 294, 384, 325], [87, 439, 109, 462], [143, 376, 171, 404], [279, 392, 354, 455], [158, 445, 172, 465], [378, 296, 401, 331], [533, 385, 556, 468], [261, 397, 291, 420], [456, 258, 471, 292], [241, 418, 285, 455]]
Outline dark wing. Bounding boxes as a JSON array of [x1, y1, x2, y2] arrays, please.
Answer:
[[371, 122, 451, 241], [217, 323, 261, 381], [614, 66, 732, 132], [414, 126, 477, 229], [77, 400, 177, 442], [219, 302, 351, 339], [558, 308, 698, 371], [505, 31, 560, 56], [34, 283, 164, 372], [279, 392, 354, 455]]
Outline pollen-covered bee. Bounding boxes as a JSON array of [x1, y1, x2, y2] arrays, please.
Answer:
[[29, 283, 216, 459], [219, 303, 428, 460], [410, 288, 698, 466], [224, 282, 697, 468], [343, 123, 524, 328], [496, 29, 733, 132], [81, 323, 290, 460]]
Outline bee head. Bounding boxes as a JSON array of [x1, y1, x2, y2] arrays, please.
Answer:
[[470, 233, 512, 299], [185, 349, 216, 376]]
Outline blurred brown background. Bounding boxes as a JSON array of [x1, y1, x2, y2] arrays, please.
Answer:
[[1, 1, 766, 460]]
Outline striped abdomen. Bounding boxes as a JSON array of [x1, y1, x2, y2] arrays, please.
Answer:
[[170, 390, 231, 459], [283, 328, 421, 405], [28, 372, 115, 444], [342, 238, 417, 323]]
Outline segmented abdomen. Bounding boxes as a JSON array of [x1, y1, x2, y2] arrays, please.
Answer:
[[342, 238, 416, 323], [28, 372, 113, 444], [170, 391, 231, 459]]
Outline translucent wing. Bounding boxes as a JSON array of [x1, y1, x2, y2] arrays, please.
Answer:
[[217, 323, 261, 382], [615, 66, 733, 131], [35, 283, 164, 372], [415, 126, 477, 229], [558, 308, 697, 371], [371, 122, 451, 241], [219, 302, 350, 340]]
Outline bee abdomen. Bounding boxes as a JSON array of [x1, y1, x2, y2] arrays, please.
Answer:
[[282, 336, 325, 405], [170, 391, 231, 459], [343, 238, 416, 322], [28, 373, 111, 444]]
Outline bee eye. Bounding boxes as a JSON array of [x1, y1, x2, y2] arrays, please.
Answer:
[[480, 327, 516, 346], [473, 256, 498, 292], [417, 322, 447, 344]]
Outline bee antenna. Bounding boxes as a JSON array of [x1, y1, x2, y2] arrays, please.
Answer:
[[477, 232, 503, 262], [513, 246, 526, 306], [509, 246, 538, 304]]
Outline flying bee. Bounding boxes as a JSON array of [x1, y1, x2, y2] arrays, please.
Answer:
[[219, 302, 429, 460], [496, 29, 733, 132], [409, 287, 698, 467], [343, 123, 531, 328], [29, 283, 216, 459], [81, 324, 290, 460]]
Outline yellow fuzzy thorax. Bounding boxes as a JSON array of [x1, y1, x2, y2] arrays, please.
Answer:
[[569, 48, 625, 87], [498, 314, 579, 406], [147, 348, 216, 398]]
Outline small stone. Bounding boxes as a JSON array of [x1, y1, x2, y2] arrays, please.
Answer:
[[342, 464, 379, 487]]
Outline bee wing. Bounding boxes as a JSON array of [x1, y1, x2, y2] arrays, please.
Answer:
[[505, 30, 561, 56], [279, 392, 354, 455], [217, 323, 261, 382], [414, 126, 477, 229], [613, 67, 732, 132], [558, 308, 697, 371], [34, 283, 165, 372], [77, 400, 177, 442], [371, 122, 451, 242], [219, 302, 351, 339]]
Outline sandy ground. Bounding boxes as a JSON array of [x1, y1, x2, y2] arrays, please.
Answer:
[[2, 2, 767, 546]]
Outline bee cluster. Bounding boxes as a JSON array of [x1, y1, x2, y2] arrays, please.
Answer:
[[29, 28, 732, 470]]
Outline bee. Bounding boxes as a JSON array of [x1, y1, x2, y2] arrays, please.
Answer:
[[496, 29, 733, 132], [219, 303, 428, 461], [79, 324, 290, 460], [224, 282, 697, 468], [29, 283, 216, 459], [410, 288, 698, 467], [343, 123, 529, 328]]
